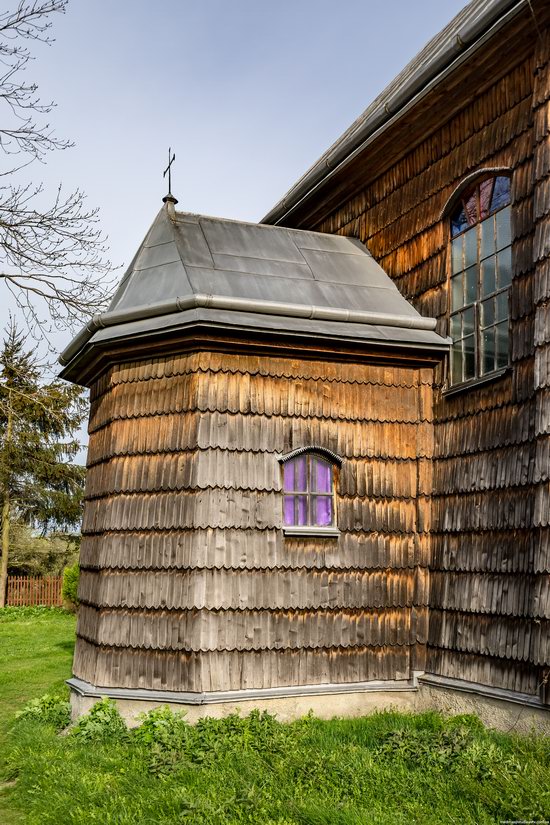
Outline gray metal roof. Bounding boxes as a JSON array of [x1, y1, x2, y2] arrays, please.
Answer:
[[109, 207, 431, 319], [262, 0, 527, 226], [59, 201, 449, 379]]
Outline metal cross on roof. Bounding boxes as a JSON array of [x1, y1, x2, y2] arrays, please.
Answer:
[[163, 148, 176, 195]]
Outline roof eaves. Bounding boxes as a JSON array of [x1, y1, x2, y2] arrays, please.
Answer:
[[261, 0, 528, 227], [58, 292, 446, 370]]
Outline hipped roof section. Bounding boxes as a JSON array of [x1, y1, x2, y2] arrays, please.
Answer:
[[261, 0, 527, 227], [59, 203, 449, 384]]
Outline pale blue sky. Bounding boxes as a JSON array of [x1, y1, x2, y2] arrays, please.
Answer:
[[0, 0, 465, 347]]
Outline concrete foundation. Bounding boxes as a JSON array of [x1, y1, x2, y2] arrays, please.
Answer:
[[68, 677, 418, 727], [68, 674, 550, 732], [416, 675, 550, 735]]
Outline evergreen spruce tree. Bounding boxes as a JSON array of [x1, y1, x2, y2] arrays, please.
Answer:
[[0, 322, 86, 605]]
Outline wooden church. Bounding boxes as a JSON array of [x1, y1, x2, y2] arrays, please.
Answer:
[[62, 0, 550, 727]]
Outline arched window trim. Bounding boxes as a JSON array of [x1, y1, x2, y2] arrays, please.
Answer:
[[280, 447, 340, 538], [440, 167, 512, 220], [445, 172, 512, 390], [278, 446, 342, 466]]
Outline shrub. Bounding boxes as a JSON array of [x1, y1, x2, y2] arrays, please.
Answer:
[[133, 705, 192, 775], [61, 562, 79, 610], [15, 693, 71, 731], [8, 523, 80, 577], [70, 697, 128, 743]]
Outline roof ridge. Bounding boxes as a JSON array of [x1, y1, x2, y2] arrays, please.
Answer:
[[175, 208, 363, 244]]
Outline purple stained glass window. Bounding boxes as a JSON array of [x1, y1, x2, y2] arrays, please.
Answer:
[[479, 178, 494, 219], [282, 453, 336, 528], [295, 456, 307, 491], [283, 496, 295, 526], [451, 206, 468, 238], [314, 458, 331, 493], [314, 496, 332, 526], [463, 192, 477, 226], [451, 176, 511, 240], [283, 495, 308, 525], [490, 176, 511, 213], [283, 462, 294, 491], [297, 495, 308, 525]]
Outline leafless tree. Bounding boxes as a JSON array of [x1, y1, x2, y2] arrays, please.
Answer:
[[0, 1, 114, 337]]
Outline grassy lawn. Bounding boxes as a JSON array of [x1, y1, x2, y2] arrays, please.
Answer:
[[0, 606, 76, 823], [0, 607, 76, 734], [1, 608, 550, 825]]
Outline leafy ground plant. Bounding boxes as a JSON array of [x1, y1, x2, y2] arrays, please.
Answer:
[[0, 605, 66, 622], [70, 697, 128, 744], [15, 694, 70, 731]]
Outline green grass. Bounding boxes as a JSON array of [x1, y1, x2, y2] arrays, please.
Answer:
[[0, 607, 76, 735], [0, 606, 76, 824], [1, 608, 550, 825]]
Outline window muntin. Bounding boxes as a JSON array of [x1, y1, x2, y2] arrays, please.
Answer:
[[449, 175, 511, 385], [283, 453, 335, 528]]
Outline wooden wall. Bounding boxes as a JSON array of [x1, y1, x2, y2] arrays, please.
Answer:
[[313, 28, 550, 696], [74, 351, 432, 692]]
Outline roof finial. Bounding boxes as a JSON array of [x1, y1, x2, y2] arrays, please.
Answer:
[[162, 147, 178, 205]]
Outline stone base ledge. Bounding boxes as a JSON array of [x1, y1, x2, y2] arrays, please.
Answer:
[[68, 674, 550, 732], [68, 676, 418, 726], [416, 674, 550, 735]]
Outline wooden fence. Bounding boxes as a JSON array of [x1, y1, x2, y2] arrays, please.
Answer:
[[6, 575, 63, 606]]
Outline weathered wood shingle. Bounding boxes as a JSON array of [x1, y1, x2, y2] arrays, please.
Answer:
[[311, 25, 549, 695], [76, 350, 430, 692]]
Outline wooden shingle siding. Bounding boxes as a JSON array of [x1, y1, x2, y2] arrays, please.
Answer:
[[433, 446, 536, 492], [90, 354, 430, 396], [77, 605, 423, 652], [73, 639, 411, 692], [431, 531, 533, 574], [310, 27, 550, 694], [79, 530, 429, 572], [532, 29, 550, 681], [429, 610, 550, 665], [432, 491, 533, 532], [429, 571, 550, 618], [433, 405, 533, 454], [81, 493, 424, 535], [88, 372, 427, 431], [84, 452, 424, 499], [78, 568, 426, 611], [426, 649, 540, 695], [86, 414, 432, 466], [76, 350, 430, 692]]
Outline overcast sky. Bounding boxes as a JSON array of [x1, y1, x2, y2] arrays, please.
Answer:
[[0, 0, 466, 351]]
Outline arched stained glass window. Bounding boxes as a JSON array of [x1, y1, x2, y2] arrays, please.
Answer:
[[282, 452, 336, 528], [449, 174, 512, 386]]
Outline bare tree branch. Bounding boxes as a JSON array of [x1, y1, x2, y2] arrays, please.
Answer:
[[0, 1, 71, 157], [0, 1, 116, 339]]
